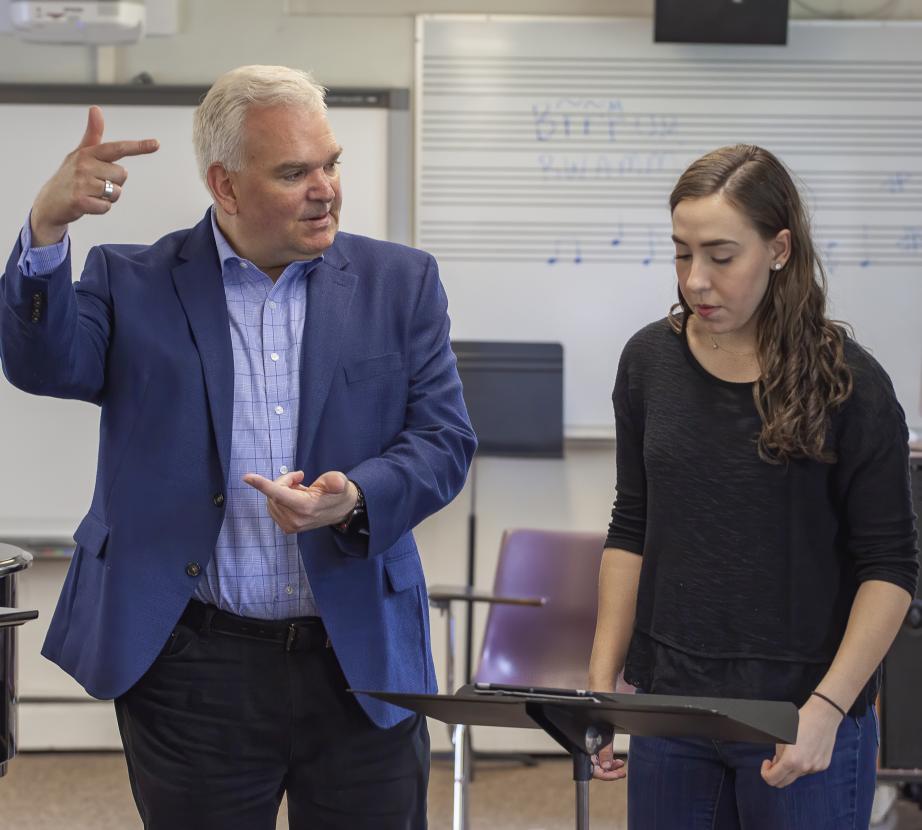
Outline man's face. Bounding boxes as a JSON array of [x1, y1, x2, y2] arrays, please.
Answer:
[[225, 104, 342, 274]]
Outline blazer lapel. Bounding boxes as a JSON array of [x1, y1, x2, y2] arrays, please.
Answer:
[[296, 243, 357, 468], [170, 214, 234, 484]]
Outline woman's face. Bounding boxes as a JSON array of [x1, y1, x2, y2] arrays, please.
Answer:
[[672, 192, 790, 340]]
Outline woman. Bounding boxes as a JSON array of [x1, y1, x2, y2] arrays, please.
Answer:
[[588, 144, 918, 828]]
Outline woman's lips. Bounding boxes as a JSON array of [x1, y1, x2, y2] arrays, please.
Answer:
[[696, 305, 719, 319]]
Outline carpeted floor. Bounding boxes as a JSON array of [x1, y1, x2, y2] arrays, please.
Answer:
[[1, 752, 920, 829], [0, 752, 625, 830]]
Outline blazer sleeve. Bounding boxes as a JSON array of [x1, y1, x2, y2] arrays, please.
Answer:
[[1, 239, 112, 404], [338, 253, 477, 557]]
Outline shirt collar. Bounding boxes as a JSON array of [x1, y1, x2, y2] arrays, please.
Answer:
[[209, 207, 323, 278]]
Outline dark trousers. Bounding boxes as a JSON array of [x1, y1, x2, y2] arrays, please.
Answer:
[[114, 604, 429, 830]]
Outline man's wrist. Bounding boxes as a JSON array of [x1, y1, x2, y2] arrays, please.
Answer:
[[336, 481, 360, 525], [333, 480, 368, 535], [30, 209, 68, 249]]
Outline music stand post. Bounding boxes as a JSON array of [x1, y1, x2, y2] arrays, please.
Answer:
[[358, 686, 798, 830], [452, 340, 564, 683], [446, 340, 564, 830], [427, 588, 546, 830]]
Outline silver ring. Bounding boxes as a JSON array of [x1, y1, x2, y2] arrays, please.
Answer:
[[102, 179, 115, 200]]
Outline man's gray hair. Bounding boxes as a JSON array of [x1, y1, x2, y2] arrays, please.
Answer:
[[193, 65, 327, 180]]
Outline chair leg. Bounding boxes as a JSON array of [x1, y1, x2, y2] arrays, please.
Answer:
[[452, 723, 470, 830]]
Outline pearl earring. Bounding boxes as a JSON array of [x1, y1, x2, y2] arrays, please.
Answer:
[[772, 262, 783, 271]]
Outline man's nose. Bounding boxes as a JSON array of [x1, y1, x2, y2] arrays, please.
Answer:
[[308, 169, 335, 203]]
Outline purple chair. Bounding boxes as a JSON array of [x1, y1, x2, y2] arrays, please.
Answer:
[[474, 528, 609, 691], [429, 528, 629, 830]]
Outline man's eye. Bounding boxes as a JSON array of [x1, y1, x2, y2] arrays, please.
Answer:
[[283, 171, 304, 181], [324, 160, 341, 174]]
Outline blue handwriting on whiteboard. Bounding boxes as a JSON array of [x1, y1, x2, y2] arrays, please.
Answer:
[[897, 227, 922, 251], [537, 153, 665, 180], [885, 173, 911, 193], [532, 99, 624, 143]]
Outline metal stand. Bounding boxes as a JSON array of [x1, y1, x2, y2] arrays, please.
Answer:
[[428, 573, 544, 830], [464, 459, 477, 686], [0, 546, 39, 778], [452, 723, 469, 829], [526, 703, 613, 830], [357, 685, 799, 830]]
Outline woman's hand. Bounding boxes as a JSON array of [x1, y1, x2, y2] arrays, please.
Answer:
[[591, 741, 627, 781], [761, 694, 843, 788]]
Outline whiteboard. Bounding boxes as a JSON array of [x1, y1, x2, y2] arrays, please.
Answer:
[[0, 91, 408, 539], [416, 16, 922, 436]]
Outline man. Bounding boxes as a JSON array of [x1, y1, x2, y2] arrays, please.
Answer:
[[0, 65, 476, 829]]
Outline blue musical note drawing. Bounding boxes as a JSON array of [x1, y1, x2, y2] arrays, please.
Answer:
[[642, 230, 656, 266]]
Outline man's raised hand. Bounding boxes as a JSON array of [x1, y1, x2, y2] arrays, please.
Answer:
[[30, 105, 160, 246]]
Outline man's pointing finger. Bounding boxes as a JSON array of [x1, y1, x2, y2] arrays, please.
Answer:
[[94, 138, 160, 163]]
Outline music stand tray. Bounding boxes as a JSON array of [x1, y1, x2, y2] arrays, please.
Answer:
[[354, 685, 798, 830]]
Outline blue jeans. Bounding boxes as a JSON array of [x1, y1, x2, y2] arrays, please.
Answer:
[[627, 707, 878, 830]]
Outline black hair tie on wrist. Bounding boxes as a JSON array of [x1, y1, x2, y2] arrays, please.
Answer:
[[811, 690, 847, 718]]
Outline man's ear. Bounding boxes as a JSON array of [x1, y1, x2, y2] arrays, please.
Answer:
[[207, 163, 238, 216]]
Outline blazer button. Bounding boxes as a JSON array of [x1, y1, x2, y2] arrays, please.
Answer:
[[185, 562, 202, 577], [213, 493, 225, 507]]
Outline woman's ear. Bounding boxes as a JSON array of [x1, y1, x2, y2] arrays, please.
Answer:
[[771, 228, 792, 268]]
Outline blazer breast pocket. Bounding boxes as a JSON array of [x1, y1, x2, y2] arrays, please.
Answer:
[[344, 352, 404, 384]]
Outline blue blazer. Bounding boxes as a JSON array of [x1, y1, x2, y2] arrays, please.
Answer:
[[0, 213, 476, 728]]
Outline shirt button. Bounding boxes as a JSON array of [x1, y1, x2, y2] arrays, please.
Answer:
[[275, 405, 284, 415], [280, 465, 289, 475], [213, 492, 225, 507], [285, 584, 294, 595], [269, 301, 277, 309], [185, 562, 202, 577], [239, 261, 248, 269], [270, 352, 279, 361]]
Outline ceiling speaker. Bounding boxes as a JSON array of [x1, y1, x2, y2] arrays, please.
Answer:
[[655, 0, 789, 45]]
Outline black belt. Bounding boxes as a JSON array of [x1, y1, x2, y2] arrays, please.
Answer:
[[179, 599, 329, 653]]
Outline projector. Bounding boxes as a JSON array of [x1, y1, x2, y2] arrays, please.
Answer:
[[10, 0, 145, 44]]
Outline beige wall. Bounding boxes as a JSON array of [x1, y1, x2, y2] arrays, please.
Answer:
[[2, 0, 922, 86]]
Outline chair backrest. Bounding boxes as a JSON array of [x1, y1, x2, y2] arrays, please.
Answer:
[[473, 528, 606, 691]]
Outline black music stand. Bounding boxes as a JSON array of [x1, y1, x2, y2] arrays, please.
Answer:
[[451, 341, 564, 684], [358, 685, 798, 830], [446, 342, 563, 829]]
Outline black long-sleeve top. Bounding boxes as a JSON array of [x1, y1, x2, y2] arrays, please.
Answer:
[[606, 318, 919, 715]]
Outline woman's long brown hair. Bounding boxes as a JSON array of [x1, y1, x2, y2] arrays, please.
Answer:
[[668, 145, 852, 463]]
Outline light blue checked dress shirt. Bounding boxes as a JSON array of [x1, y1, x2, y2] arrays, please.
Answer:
[[20, 211, 323, 620]]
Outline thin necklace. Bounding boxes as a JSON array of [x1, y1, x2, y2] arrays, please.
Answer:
[[709, 335, 756, 357]]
